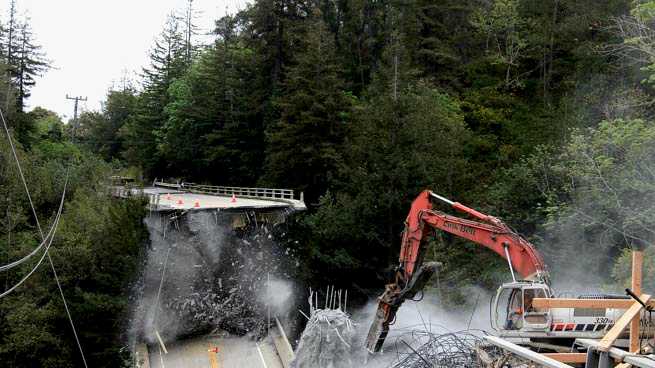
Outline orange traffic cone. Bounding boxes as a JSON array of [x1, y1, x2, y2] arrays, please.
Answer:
[[231, 194, 237, 203], [177, 199, 184, 205], [194, 200, 200, 208]]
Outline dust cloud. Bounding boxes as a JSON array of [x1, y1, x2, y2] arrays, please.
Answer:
[[128, 209, 298, 347], [291, 287, 493, 368]]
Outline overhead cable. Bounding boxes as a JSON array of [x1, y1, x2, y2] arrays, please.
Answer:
[[0, 107, 88, 368], [0, 207, 60, 271]]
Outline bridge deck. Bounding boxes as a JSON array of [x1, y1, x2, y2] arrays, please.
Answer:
[[147, 189, 303, 211], [112, 182, 306, 211]]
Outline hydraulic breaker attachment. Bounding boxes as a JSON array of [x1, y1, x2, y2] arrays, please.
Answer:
[[365, 261, 441, 353]]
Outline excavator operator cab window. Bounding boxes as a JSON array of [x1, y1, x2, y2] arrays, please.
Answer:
[[497, 287, 523, 330], [505, 288, 523, 330], [495, 283, 551, 331], [523, 287, 549, 327]]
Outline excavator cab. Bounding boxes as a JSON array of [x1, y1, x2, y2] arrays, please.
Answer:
[[492, 281, 552, 332]]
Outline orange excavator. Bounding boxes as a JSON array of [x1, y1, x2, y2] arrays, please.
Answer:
[[365, 190, 630, 353]]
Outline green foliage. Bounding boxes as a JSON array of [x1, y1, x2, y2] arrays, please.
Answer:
[[0, 190, 148, 367], [632, 0, 655, 20], [264, 12, 354, 202], [471, 0, 530, 87], [121, 14, 190, 177], [86, 89, 138, 162], [52, 191, 147, 366], [5, 0, 655, 363], [0, 116, 147, 367], [31, 107, 64, 142], [495, 119, 655, 286], [303, 82, 470, 284], [613, 247, 655, 290]]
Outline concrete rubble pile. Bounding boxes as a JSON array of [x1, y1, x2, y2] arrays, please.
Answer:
[[292, 288, 355, 368], [292, 308, 356, 368], [167, 288, 264, 336]]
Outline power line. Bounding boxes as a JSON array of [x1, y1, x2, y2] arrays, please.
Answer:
[[0, 104, 88, 368], [0, 208, 59, 271], [0, 202, 62, 298], [0, 105, 64, 294]]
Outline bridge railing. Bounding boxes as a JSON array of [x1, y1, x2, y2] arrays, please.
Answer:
[[110, 185, 161, 210], [153, 181, 303, 202]]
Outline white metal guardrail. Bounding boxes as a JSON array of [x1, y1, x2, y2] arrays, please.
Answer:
[[110, 186, 161, 211], [153, 181, 303, 202], [111, 181, 305, 211]]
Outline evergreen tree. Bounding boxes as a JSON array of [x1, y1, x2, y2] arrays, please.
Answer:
[[121, 14, 188, 176], [181, 0, 200, 65], [155, 13, 265, 184], [13, 19, 48, 111], [4, 0, 18, 73], [244, 0, 312, 126], [264, 11, 353, 203], [77, 88, 137, 161], [332, 0, 390, 94], [2, 0, 19, 113]]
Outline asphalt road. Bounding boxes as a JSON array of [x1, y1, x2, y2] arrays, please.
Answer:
[[149, 335, 285, 368]]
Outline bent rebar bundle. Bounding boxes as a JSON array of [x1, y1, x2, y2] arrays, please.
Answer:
[[292, 288, 355, 368], [390, 330, 488, 368]]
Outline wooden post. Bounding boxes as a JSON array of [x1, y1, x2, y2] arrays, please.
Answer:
[[532, 298, 649, 309], [630, 250, 644, 353]]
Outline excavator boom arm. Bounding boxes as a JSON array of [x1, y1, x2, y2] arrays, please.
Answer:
[[411, 211, 546, 280]]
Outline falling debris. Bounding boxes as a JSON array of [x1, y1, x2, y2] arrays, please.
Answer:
[[130, 210, 298, 345], [167, 290, 264, 336]]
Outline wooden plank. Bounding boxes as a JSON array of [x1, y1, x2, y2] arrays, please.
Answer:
[[631, 251, 644, 353], [598, 294, 650, 352], [542, 353, 587, 363], [532, 298, 639, 309], [484, 336, 574, 368], [615, 363, 632, 368]]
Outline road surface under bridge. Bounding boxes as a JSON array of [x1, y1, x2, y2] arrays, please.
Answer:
[[135, 318, 295, 368]]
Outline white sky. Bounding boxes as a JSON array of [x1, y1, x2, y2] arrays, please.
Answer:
[[0, 0, 250, 120]]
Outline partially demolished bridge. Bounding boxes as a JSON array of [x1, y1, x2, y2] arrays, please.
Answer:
[[112, 179, 304, 368]]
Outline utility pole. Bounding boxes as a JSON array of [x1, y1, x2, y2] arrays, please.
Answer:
[[66, 94, 87, 122], [66, 95, 87, 134]]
